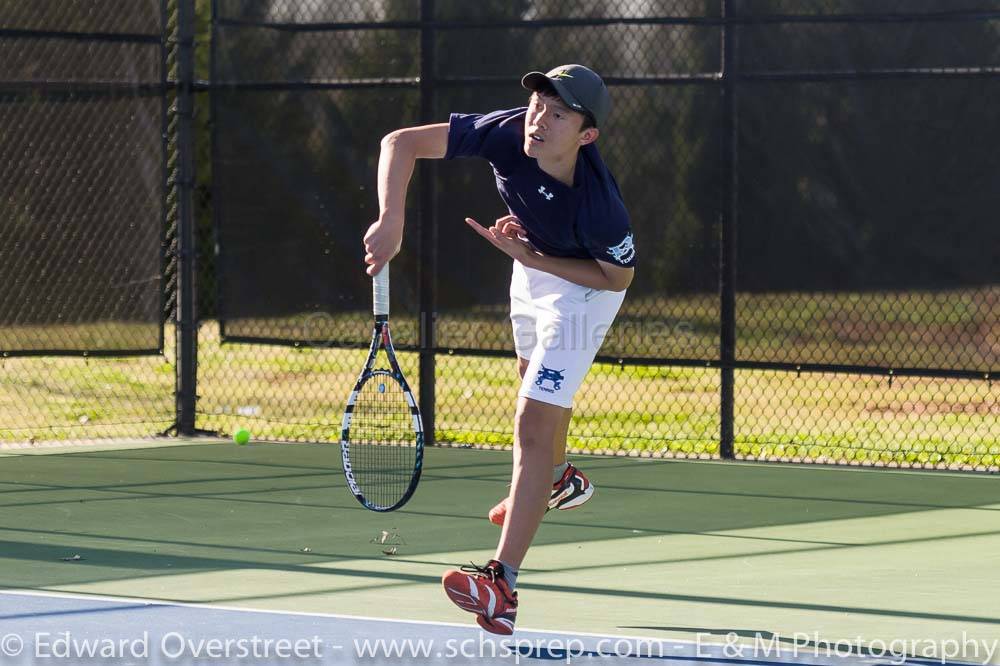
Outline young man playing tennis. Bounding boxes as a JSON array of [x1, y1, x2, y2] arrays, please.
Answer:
[[363, 64, 635, 634]]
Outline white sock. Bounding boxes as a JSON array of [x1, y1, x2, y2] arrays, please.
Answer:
[[498, 560, 519, 591], [552, 462, 569, 484]]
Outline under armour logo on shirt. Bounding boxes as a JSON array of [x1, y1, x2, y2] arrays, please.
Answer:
[[538, 186, 554, 201]]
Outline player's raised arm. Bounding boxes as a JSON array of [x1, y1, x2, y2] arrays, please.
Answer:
[[363, 122, 449, 276]]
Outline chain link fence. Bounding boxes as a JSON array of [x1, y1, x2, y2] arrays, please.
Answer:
[[1, 0, 997, 472], [0, 0, 174, 442], [728, 0, 999, 469]]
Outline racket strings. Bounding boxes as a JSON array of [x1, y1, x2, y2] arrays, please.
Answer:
[[351, 371, 417, 507]]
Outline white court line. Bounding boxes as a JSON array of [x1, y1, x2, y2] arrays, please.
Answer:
[[3, 589, 981, 665], [0, 587, 712, 646]]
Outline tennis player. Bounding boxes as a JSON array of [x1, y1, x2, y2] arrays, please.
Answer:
[[362, 64, 635, 634]]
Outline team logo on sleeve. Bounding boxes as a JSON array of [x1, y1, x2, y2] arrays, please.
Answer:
[[606, 233, 635, 265]]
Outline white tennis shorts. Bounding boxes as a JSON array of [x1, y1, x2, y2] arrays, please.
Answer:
[[510, 260, 626, 408]]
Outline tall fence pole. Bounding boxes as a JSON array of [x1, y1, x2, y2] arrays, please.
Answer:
[[418, 0, 437, 447], [719, 0, 738, 459], [175, 0, 198, 435]]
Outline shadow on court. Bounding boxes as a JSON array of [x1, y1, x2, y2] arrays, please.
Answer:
[[1, 439, 999, 646]]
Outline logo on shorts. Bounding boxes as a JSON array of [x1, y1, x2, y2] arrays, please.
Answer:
[[534, 365, 565, 393], [538, 185, 554, 201], [606, 233, 635, 265]]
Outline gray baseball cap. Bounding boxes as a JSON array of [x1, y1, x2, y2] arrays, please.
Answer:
[[521, 64, 611, 127]]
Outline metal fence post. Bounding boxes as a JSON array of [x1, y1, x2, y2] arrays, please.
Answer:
[[719, 0, 738, 459], [418, 0, 437, 447], [175, 0, 198, 435]]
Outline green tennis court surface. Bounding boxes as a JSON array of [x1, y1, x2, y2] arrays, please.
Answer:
[[1, 439, 998, 664]]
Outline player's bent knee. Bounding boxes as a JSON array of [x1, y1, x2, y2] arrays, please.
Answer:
[[514, 431, 551, 451], [514, 396, 567, 448]]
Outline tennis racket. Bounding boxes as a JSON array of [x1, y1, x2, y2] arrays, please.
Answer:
[[340, 264, 424, 511]]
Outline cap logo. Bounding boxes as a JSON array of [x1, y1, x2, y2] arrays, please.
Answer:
[[550, 70, 574, 79]]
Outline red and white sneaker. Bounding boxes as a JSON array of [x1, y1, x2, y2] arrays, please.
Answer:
[[442, 560, 518, 635], [488, 463, 594, 527]]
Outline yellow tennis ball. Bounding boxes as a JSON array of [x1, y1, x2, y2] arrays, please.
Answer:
[[233, 428, 250, 445]]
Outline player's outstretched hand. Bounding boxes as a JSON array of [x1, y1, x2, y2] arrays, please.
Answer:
[[465, 215, 534, 263]]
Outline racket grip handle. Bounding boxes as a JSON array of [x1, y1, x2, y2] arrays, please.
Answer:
[[373, 264, 389, 316]]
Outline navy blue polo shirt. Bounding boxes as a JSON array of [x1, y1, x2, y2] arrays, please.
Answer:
[[445, 107, 636, 268]]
